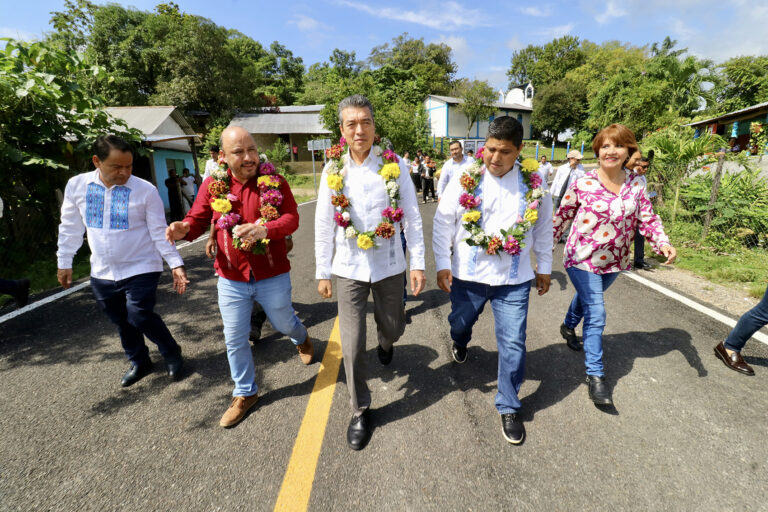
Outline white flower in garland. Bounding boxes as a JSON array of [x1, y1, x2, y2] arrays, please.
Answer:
[[372, 146, 383, 157], [386, 181, 399, 198], [345, 226, 357, 239]]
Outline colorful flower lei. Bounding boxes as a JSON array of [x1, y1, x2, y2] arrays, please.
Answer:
[[459, 150, 547, 256], [325, 137, 403, 250], [207, 157, 283, 254]]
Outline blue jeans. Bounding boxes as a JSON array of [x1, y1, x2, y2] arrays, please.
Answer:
[[564, 267, 620, 377], [217, 272, 307, 396], [448, 277, 531, 414], [724, 284, 768, 352], [91, 272, 181, 366]]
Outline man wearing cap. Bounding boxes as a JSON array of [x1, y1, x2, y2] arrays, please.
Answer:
[[551, 150, 585, 210]]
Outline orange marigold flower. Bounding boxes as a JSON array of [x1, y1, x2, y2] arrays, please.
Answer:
[[260, 204, 279, 221]]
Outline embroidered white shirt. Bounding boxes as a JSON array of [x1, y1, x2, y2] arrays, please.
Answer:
[[433, 162, 553, 286], [57, 170, 184, 280], [437, 155, 473, 199], [315, 151, 425, 282], [551, 163, 585, 198]]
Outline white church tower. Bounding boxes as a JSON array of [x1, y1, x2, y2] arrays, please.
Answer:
[[504, 82, 534, 107]]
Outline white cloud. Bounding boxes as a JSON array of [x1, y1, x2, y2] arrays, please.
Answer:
[[474, 66, 509, 91], [288, 14, 320, 32], [595, 0, 627, 24], [506, 36, 524, 51], [434, 35, 473, 70], [0, 27, 39, 41], [538, 23, 574, 39], [335, 0, 493, 30], [521, 6, 551, 17]]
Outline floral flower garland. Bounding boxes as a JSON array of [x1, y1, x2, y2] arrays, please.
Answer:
[[207, 157, 283, 254], [325, 137, 403, 250], [459, 147, 547, 256]]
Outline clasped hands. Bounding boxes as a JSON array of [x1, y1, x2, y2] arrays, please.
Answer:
[[165, 221, 267, 245]]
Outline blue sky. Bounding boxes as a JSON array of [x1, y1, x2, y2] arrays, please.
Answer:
[[2, 0, 766, 92]]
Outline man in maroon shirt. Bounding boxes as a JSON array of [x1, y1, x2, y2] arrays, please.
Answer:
[[166, 126, 312, 428]]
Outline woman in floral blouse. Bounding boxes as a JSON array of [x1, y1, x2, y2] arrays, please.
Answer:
[[552, 123, 677, 406]]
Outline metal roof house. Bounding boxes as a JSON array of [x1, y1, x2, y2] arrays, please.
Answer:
[[105, 106, 202, 210], [685, 101, 768, 154], [229, 105, 331, 164], [424, 94, 534, 143]]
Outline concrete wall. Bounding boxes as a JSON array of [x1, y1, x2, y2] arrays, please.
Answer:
[[426, 97, 448, 138], [426, 98, 532, 140]]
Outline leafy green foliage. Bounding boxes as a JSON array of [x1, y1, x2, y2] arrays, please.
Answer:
[[0, 37, 142, 271], [507, 35, 585, 89], [265, 139, 289, 169], [712, 56, 768, 113], [530, 77, 587, 141], [452, 79, 497, 138]]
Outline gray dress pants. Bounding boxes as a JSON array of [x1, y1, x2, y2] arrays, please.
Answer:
[[335, 272, 406, 416]]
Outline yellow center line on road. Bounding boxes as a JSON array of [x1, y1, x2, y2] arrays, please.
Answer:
[[274, 317, 343, 512]]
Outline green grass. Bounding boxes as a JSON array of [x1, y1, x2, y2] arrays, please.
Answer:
[[294, 193, 317, 204], [649, 219, 768, 299]]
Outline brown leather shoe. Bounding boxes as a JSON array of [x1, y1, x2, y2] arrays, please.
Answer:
[[296, 336, 314, 365], [714, 342, 754, 376], [219, 394, 259, 428]]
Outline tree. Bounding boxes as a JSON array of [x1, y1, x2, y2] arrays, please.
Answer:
[[368, 33, 456, 95], [713, 56, 768, 113], [0, 38, 142, 262], [507, 35, 585, 89], [452, 79, 497, 138], [531, 78, 587, 142]]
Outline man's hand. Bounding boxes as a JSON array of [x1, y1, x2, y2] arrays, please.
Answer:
[[410, 270, 426, 296], [57, 268, 73, 289], [317, 279, 333, 298], [205, 236, 217, 259], [166, 221, 190, 244], [171, 266, 189, 295], [535, 273, 551, 296], [233, 223, 267, 241], [661, 245, 677, 264], [437, 269, 452, 293]]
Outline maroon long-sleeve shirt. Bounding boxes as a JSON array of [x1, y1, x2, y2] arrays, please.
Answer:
[[183, 170, 298, 282]]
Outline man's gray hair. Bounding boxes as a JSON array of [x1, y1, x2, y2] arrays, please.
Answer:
[[338, 94, 375, 125]]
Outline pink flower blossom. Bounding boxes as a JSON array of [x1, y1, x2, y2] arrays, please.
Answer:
[[528, 200, 539, 210], [503, 235, 521, 256], [261, 188, 283, 206], [528, 173, 542, 188], [517, 214, 525, 224], [459, 193, 481, 209], [476, 146, 485, 160], [226, 193, 238, 202], [216, 212, 241, 230], [339, 137, 347, 146], [334, 211, 349, 227], [382, 206, 404, 222], [217, 156, 226, 165], [382, 149, 399, 163], [259, 162, 276, 175]]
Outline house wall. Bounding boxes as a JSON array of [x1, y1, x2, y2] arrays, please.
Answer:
[[151, 148, 196, 209], [425, 97, 448, 138]]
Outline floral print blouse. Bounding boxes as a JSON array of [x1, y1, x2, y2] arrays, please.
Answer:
[[553, 170, 670, 274]]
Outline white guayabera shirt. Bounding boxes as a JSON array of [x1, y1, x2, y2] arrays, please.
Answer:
[[433, 163, 553, 286], [315, 151, 426, 282], [437, 155, 473, 199]]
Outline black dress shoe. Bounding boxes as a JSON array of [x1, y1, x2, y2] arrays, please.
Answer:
[[586, 375, 613, 406], [714, 342, 754, 375], [451, 343, 467, 363], [634, 261, 652, 271], [377, 344, 393, 365], [121, 361, 153, 387], [500, 413, 525, 444], [560, 323, 581, 351], [347, 410, 371, 450], [165, 356, 184, 381]]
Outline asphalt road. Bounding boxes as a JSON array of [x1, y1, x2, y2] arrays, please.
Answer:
[[2, 200, 767, 512]]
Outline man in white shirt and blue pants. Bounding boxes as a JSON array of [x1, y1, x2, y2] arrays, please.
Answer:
[[315, 95, 426, 450], [433, 117, 553, 445], [57, 135, 189, 387]]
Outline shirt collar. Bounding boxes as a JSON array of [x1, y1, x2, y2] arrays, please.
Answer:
[[86, 170, 134, 190]]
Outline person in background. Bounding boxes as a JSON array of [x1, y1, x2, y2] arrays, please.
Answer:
[[57, 135, 188, 387], [551, 150, 585, 210], [627, 151, 652, 270], [437, 140, 472, 202], [421, 156, 437, 203], [165, 168, 184, 222], [180, 168, 196, 214], [0, 195, 31, 309], [410, 156, 422, 192], [202, 146, 219, 181], [539, 155, 554, 183], [553, 124, 677, 406]]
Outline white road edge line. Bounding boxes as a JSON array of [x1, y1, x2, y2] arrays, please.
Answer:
[[1, 199, 318, 324], [622, 271, 768, 346]]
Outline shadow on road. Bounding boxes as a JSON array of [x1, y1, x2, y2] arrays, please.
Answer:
[[366, 327, 704, 427]]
